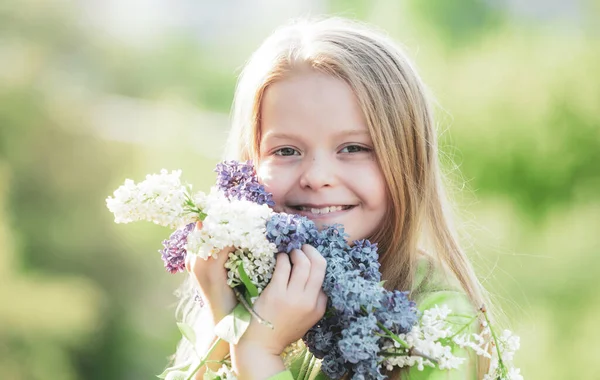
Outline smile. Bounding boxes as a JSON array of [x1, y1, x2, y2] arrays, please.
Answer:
[[290, 205, 355, 215]]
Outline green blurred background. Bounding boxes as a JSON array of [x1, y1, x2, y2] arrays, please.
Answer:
[[1, 0, 598, 379]]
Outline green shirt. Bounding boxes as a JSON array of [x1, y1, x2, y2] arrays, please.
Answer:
[[268, 256, 479, 380]]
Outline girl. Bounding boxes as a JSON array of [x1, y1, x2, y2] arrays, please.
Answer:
[[173, 17, 491, 380]]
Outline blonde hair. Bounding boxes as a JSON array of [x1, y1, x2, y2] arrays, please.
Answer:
[[171, 17, 491, 378]]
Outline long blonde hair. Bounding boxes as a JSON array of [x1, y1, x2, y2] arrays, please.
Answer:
[[171, 17, 491, 378]]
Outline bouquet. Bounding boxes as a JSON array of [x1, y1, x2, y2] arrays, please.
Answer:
[[106, 161, 522, 380]]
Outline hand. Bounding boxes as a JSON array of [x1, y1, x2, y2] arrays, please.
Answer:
[[236, 244, 328, 356], [185, 221, 237, 324]]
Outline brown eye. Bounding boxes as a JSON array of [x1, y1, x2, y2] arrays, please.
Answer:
[[274, 147, 299, 156]]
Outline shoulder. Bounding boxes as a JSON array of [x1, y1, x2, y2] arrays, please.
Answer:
[[411, 252, 477, 316]]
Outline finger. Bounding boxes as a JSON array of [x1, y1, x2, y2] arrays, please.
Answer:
[[185, 253, 195, 274], [195, 221, 203, 230], [214, 246, 234, 264], [270, 253, 292, 289], [288, 248, 311, 293], [314, 290, 328, 318], [302, 244, 327, 295]]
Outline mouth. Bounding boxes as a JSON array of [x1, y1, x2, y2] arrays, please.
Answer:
[[287, 204, 356, 216]]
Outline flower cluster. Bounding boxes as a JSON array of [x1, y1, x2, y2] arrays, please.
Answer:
[[298, 226, 418, 380], [215, 160, 274, 207], [107, 161, 522, 380], [106, 169, 196, 229], [160, 223, 195, 273]]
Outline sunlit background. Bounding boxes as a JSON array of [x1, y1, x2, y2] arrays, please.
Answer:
[[1, 0, 599, 379]]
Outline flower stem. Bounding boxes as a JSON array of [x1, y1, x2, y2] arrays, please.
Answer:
[[233, 288, 274, 329], [376, 322, 410, 350], [481, 306, 506, 375], [185, 337, 221, 380], [447, 315, 479, 341]]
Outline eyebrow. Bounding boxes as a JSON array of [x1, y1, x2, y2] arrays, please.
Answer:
[[262, 129, 370, 141]]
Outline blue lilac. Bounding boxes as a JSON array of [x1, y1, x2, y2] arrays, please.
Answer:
[[303, 323, 335, 359], [348, 239, 381, 282], [376, 290, 419, 333], [214, 160, 274, 206], [265, 213, 318, 253], [320, 351, 348, 379], [159, 223, 194, 273], [322, 255, 354, 294], [311, 224, 350, 254], [330, 272, 384, 317], [352, 360, 386, 380], [338, 315, 381, 364]]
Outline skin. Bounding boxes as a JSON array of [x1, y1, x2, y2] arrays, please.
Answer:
[[258, 70, 388, 243], [188, 70, 388, 379]]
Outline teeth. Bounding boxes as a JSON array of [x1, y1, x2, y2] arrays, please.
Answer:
[[301, 206, 344, 214]]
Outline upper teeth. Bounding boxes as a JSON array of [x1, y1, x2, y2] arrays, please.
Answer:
[[300, 206, 344, 214]]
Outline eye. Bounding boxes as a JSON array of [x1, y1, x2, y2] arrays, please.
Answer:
[[339, 145, 371, 153], [274, 147, 300, 156]]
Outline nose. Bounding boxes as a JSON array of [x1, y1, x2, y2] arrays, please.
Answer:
[[299, 153, 336, 190]]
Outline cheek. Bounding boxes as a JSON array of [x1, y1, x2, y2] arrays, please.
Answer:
[[257, 162, 290, 206], [353, 164, 388, 206]]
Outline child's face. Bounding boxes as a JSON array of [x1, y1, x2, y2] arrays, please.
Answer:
[[257, 70, 388, 243]]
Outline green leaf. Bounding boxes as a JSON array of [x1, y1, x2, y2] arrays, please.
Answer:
[[203, 368, 220, 380], [157, 362, 192, 378], [214, 303, 251, 344], [177, 322, 197, 345], [238, 262, 259, 298]]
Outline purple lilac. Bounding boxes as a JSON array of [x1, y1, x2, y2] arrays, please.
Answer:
[[215, 160, 274, 206], [160, 223, 194, 273]]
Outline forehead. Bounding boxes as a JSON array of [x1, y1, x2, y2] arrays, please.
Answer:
[[259, 70, 369, 139]]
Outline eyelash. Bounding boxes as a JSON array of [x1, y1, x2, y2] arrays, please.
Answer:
[[339, 144, 372, 154], [272, 145, 371, 156], [273, 147, 299, 156]]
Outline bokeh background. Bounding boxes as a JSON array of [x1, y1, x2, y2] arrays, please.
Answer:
[[1, 0, 599, 379]]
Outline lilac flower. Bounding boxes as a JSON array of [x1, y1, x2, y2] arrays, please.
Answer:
[[215, 160, 274, 206], [160, 223, 195, 273], [338, 315, 381, 364], [303, 311, 343, 359], [348, 239, 381, 282], [320, 351, 348, 379], [311, 224, 350, 253], [330, 272, 384, 317], [376, 290, 419, 333], [265, 213, 318, 253]]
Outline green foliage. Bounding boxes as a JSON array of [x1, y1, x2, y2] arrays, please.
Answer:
[[214, 303, 252, 345], [238, 262, 259, 298]]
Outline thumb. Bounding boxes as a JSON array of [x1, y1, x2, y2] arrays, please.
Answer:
[[214, 246, 234, 266]]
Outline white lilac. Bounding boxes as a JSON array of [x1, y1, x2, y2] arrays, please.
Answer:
[[185, 188, 276, 260], [223, 248, 275, 294], [106, 169, 195, 229]]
